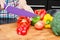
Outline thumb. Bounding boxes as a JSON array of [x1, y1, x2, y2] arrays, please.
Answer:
[[0, 0, 5, 9], [1, 2, 4, 9]]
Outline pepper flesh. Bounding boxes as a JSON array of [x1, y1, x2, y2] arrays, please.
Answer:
[[43, 14, 53, 28]]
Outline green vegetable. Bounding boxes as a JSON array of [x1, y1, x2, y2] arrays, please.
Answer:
[[51, 13, 60, 36], [31, 16, 40, 26]]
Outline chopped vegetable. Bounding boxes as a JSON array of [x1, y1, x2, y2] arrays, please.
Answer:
[[43, 14, 53, 28], [34, 9, 46, 20], [34, 21, 45, 30], [17, 16, 31, 35], [31, 16, 40, 26]]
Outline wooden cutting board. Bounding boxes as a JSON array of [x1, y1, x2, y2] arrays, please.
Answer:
[[0, 23, 60, 40]]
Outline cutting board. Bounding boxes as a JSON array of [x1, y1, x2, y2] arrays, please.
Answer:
[[0, 23, 60, 40]]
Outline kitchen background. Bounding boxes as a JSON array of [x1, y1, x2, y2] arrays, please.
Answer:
[[26, 0, 60, 10]]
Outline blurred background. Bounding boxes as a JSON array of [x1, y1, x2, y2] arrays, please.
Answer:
[[26, 0, 60, 10]]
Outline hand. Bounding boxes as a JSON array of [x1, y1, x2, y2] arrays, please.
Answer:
[[0, 0, 5, 9], [18, 0, 34, 13]]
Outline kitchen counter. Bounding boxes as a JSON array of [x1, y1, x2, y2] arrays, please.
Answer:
[[0, 23, 60, 40]]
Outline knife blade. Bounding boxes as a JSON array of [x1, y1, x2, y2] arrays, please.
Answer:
[[4, 4, 37, 17]]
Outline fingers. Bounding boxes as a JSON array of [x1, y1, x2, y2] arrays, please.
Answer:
[[0, 0, 5, 9], [0, 2, 4, 9], [18, 0, 27, 6], [18, 0, 34, 13], [23, 5, 34, 13]]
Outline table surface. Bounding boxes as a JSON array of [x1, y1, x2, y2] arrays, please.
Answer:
[[0, 23, 60, 40]]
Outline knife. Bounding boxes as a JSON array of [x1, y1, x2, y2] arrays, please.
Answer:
[[4, 4, 37, 17]]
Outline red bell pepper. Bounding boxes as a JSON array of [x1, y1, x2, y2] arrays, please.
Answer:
[[34, 9, 46, 20], [17, 16, 31, 35]]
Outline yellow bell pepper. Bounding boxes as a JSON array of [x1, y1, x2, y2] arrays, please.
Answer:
[[43, 14, 53, 28], [45, 24, 51, 28]]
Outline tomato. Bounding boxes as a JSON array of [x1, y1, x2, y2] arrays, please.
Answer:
[[34, 21, 45, 30]]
